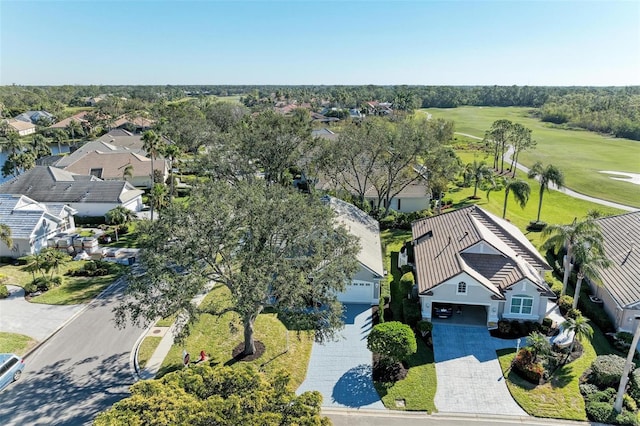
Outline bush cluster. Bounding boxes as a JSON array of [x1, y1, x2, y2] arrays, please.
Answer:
[[399, 272, 415, 299], [24, 276, 64, 293], [590, 355, 629, 388], [558, 295, 573, 315], [402, 299, 421, 327], [513, 348, 544, 384], [379, 209, 433, 230], [0, 284, 9, 299], [67, 260, 114, 277], [494, 319, 543, 338]]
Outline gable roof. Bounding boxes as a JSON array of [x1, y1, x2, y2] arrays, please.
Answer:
[[59, 150, 165, 180], [0, 194, 64, 239], [595, 211, 640, 308], [49, 111, 89, 129], [412, 205, 551, 296], [0, 166, 143, 204], [5, 119, 35, 132], [14, 111, 55, 124], [323, 196, 385, 278]]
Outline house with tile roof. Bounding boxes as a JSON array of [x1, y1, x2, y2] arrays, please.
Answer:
[[0, 166, 143, 216], [0, 194, 77, 258], [14, 110, 55, 125], [49, 111, 90, 129], [324, 196, 384, 304], [411, 205, 554, 328], [4, 119, 36, 136], [589, 211, 640, 333]]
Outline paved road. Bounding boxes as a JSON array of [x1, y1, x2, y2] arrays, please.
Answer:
[[0, 278, 146, 426], [0, 285, 85, 341], [324, 409, 590, 426], [455, 132, 639, 213]]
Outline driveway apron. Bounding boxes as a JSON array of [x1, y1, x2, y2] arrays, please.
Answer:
[[432, 323, 527, 416], [297, 304, 384, 409]]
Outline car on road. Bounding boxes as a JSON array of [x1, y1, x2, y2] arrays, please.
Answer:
[[0, 353, 25, 391], [433, 303, 453, 319]]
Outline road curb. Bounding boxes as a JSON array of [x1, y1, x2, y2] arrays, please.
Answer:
[[22, 276, 126, 360]]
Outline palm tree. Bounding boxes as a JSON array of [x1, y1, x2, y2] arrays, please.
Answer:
[[466, 160, 493, 199], [149, 183, 168, 216], [542, 217, 604, 296], [65, 119, 82, 148], [562, 315, 593, 358], [30, 134, 51, 159], [0, 223, 12, 250], [502, 177, 531, 219], [527, 162, 564, 223], [527, 331, 551, 363], [50, 128, 67, 154], [571, 241, 612, 309], [162, 143, 181, 201], [122, 164, 134, 181], [142, 130, 161, 220], [2, 131, 23, 177], [105, 206, 137, 241], [41, 248, 70, 280]]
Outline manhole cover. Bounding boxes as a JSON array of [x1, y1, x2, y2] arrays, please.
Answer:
[[395, 399, 405, 407], [153, 329, 161, 334]]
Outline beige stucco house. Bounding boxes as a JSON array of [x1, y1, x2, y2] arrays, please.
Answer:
[[412, 205, 554, 328]]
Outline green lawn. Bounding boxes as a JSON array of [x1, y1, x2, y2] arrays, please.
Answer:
[[137, 336, 162, 370], [419, 106, 640, 208], [30, 273, 122, 305], [0, 332, 37, 355], [158, 286, 313, 390]]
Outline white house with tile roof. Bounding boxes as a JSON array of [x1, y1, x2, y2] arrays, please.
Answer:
[[412, 205, 554, 328], [0, 194, 77, 258], [0, 166, 143, 216], [324, 196, 384, 304], [590, 211, 640, 333]]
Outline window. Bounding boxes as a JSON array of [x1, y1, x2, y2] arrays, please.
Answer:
[[510, 295, 533, 315], [457, 281, 467, 294], [89, 168, 103, 178]]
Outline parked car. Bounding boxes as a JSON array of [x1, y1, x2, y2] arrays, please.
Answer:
[[433, 303, 453, 319], [0, 353, 25, 391]]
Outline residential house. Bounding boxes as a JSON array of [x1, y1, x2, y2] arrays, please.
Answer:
[[364, 101, 393, 116], [412, 205, 554, 328], [0, 166, 143, 217], [14, 110, 55, 125], [4, 119, 36, 136], [49, 111, 90, 130], [588, 211, 640, 333], [0, 194, 76, 258], [323, 196, 384, 305], [111, 115, 155, 133]]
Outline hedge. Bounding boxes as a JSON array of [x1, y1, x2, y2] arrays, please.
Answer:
[[402, 299, 421, 327], [590, 355, 629, 388]]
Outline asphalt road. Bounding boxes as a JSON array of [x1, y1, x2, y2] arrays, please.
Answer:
[[0, 278, 146, 426]]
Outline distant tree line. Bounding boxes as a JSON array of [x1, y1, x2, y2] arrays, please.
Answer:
[[1, 84, 639, 140]]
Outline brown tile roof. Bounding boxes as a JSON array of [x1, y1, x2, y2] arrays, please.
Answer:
[[595, 211, 640, 308], [112, 115, 155, 128], [50, 112, 89, 129], [60, 150, 166, 180], [6, 119, 35, 132], [412, 205, 551, 296]]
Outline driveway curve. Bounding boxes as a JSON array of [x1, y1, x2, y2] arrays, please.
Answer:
[[0, 285, 85, 341], [432, 323, 527, 416]]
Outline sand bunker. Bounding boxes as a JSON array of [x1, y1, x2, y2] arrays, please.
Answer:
[[599, 171, 640, 185]]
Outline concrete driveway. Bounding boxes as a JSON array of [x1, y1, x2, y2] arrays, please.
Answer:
[[297, 304, 384, 409], [0, 285, 85, 341], [432, 322, 527, 416]]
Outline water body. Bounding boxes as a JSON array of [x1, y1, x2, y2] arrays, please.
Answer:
[[0, 144, 71, 184]]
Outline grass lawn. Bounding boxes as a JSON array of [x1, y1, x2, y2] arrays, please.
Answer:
[[158, 286, 313, 390], [0, 264, 37, 287], [377, 229, 437, 412], [374, 338, 437, 412], [0, 332, 37, 355], [30, 272, 122, 305], [442, 168, 624, 249], [419, 106, 640, 208], [137, 336, 163, 370]]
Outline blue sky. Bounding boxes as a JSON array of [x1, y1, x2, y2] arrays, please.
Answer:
[[1, 0, 638, 86]]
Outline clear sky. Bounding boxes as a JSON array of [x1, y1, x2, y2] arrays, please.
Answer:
[[1, 0, 638, 86]]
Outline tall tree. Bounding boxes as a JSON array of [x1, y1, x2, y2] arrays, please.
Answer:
[[163, 143, 182, 201], [149, 183, 168, 215], [115, 181, 359, 356], [571, 240, 612, 309], [142, 130, 162, 220], [122, 164, 133, 181], [466, 160, 494, 199], [30, 134, 51, 159], [542, 217, 604, 296], [509, 123, 536, 177], [484, 119, 513, 172], [501, 177, 531, 219], [527, 162, 564, 223], [65, 119, 82, 148], [562, 315, 593, 358]]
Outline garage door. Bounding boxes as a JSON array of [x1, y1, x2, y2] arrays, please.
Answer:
[[338, 280, 373, 304]]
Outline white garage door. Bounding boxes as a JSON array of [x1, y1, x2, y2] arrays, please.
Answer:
[[338, 280, 373, 304]]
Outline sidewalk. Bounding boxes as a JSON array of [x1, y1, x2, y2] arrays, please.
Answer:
[[136, 283, 214, 379]]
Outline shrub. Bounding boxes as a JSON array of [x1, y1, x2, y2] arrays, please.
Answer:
[[402, 299, 421, 327], [614, 410, 639, 426], [566, 308, 582, 319], [367, 321, 417, 363], [545, 271, 563, 296], [399, 272, 414, 299], [542, 317, 554, 332], [578, 293, 615, 333], [400, 264, 413, 274], [629, 369, 640, 403], [497, 320, 512, 335], [579, 383, 600, 397], [590, 355, 629, 388], [416, 320, 433, 336], [617, 332, 635, 345], [0, 284, 8, 299], [513, 348, 544, 384], [585, 401, 616, 424], [558, 295, 573, 314], [624, 393, 637, 412]]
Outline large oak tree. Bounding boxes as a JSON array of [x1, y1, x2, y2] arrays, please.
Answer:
[[114, 180, 360, 355]]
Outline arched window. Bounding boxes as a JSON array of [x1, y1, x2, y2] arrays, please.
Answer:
[[510, 295, 533, 315], [457, 281, 467, 294]]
